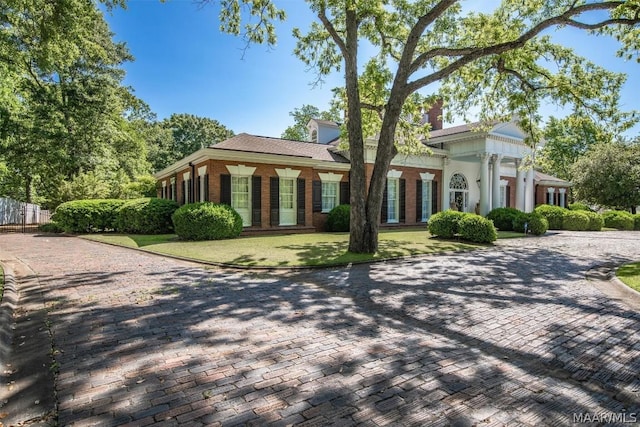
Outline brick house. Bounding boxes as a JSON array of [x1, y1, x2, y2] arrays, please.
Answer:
[[154, 104, 570, 233]]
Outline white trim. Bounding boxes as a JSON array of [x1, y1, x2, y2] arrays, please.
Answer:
[[420, 172, 435, 181], [275, 168, 301, 179], [318, 172, 343, 182], [500, 179, 509, 186], [170, 177, 176, 184], [198, 165, 207, 176], [387, 169, 403, 179], [547, 187, 556, 193], [558, 188, 567, 194], [226, 164, 256, 176], [161, 181, 167, 188], [182, 171, 190, 181]]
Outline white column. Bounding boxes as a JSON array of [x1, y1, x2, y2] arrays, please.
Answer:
[[559, 188, 566, 208], [547, 187, 556, 205], [442, 157, 450, 211], [515, 159, 525, 211], [525, 167, 535, 212], [480, 153, 491, 216], [491, 154, 502, 212]]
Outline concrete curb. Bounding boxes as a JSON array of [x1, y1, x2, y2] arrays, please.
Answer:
[[586, 262, 640, 311], [0, 256, 56, 427]]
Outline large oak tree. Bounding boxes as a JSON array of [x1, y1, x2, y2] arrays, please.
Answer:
[[211, 0, 639, 253]]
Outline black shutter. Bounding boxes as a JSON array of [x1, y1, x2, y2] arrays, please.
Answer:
[[204, 174, 210, 201], [400, 178, 406, 223], [340, 181, 350, 205], [312, 180, 322, 212], [381, 179, 388, 223], [270, 177, 279, 226], [297, 178, 305, 225], [196, 177, 201, 202], [188, 179, 193, 204], [416, 180, 422, 222], [432, 181, 438, 213], [181, 181, 186, 204], [506, 185, 511, 208], [252, 176, 261, 226], [220, 174, 231, 205]]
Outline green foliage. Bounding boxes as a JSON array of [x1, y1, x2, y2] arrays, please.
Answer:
[[172, 203, 243, 241], [458, 214, 498, 243], [486, 207, 520, 231], [568, 202, 593, 212], [512, 212, 549, 236], [120, 175, 158, 199], [116, 198, 179, 234], [602, 210, 634, 230], [571, 142, 640, 211], [562, 210, 590, 231], [634, 214, 640, 231], [534, 205, 567, 230], [428, 210, 466, 239], [583, 211, 604, 231], [326, 204, 350, 232], [52, 199, 126, 233], [38, 222, 64, 233]]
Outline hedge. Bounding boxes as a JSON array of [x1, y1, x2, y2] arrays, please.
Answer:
[[52, 199, 126, 233], [583, 211, 604, 231], [172, 202, 243, 240], [458, 214, 497, 243], [602, 210, 634, 230], [568, 202, 593, 212], [326, 204, 350, 232], [562, 211, 590, 231], [512, 212, 548, 236], [117, 198, 179, 234], [533, 204, 566, 230], [486, 207, 520, 231], [634, 214, 640, 231], [427, 210, 466, 238]]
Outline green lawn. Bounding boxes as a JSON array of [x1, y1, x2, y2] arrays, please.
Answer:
[[617, 262, 640, 292], [81, 229, 515, 267]]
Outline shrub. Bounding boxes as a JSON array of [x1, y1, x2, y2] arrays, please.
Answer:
[[52, 199, 126, 233], [602, 210, 634, 230], [427, 210, 467, 238], [326, 204, 350, 232], [534, 204, 566, 230], [486, 207, 520, 231], [562, 211, 590, 231], [458, 214, 497, 243], [172, 202, 243, 240], [568, 202, 593, 212], [116, 198, 179, 234], [583, 211, 604, 231], [512, 212, 548, 236], [38, 222, 64, 233], [634, 214, 640, 231]]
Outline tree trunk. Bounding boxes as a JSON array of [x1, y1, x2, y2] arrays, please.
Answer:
[[24, 175, 32, 203]]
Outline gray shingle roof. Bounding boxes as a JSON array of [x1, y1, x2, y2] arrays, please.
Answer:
[[211, 133, 349, 163]]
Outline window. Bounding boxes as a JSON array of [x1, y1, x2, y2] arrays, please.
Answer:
[[421, 180, 432, 222], [322, 182, 339, 212], [387, 178, 399, 223], [449, 173, 468, 212], [310, 129, 318, 143], [231, 176, 251, 226], [280, 178, 295, 210]]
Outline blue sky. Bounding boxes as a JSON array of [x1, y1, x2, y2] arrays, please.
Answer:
[[104, 1, 640, 138]]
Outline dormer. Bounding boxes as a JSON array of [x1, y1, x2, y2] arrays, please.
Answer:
[[307, 119, 341, 144]]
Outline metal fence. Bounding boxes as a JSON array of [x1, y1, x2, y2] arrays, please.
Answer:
[[0, 197, 51, 233]]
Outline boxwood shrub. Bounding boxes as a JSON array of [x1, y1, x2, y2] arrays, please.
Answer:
[[117, 198, 179, 234], [633, 213, 640, 231], [533, 204, 566, 230], [512, 212, 548, 236], [52, 199, 126, 233], [38, 222, 64, 233], [602, 210, 634, 230], [427, 210, 466, 238], [172, 202, 243, 240], [568, 202, 593, 212], [326, 204, 350, 232], [486, 207, 520, 231], [562, 210, 590, 231], [458, 214, 497, 243], [584, 211, 604, 231]]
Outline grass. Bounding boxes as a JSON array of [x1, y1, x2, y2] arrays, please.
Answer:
[[617, 261, 640, 293], [80, 228, 514, 267]]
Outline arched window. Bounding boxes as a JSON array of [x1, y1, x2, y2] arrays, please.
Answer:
[[449, 173, 469, 212], [310, 129, 318, 143]]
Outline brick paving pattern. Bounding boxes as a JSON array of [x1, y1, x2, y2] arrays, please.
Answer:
[[1, 231, 639, 426]]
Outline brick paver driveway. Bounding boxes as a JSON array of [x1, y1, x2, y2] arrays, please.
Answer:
[[1, 231, 639, 426]]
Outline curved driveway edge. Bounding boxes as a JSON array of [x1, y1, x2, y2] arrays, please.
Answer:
[[0, 231, 639, 426]]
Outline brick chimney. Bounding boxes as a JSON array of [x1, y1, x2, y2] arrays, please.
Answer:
[[423, 99, 443, 131]]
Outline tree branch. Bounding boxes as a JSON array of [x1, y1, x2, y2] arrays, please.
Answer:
[[317, 2, 347, 58]]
